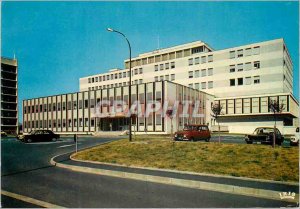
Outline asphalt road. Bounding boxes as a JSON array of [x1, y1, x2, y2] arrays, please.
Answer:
[[1, 136, 296, 208]]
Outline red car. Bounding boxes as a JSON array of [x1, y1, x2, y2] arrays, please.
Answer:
[[174, 124, 211, 142]]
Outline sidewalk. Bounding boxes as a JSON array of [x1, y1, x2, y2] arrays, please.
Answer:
[[51, 152, 299, 203]]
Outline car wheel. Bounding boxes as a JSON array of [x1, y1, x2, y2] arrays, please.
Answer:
[[52, 137, 57, 142], [246, 141, 253, 144], [190, 137, 195, 142], [27, 138, 32, 143], [205, 137, 210, 142]]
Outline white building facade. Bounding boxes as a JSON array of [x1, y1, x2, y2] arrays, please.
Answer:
[[78, 38, 298, 134], [23, 38, 298, 134]]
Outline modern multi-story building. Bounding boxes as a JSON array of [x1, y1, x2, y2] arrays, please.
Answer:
[[23, 81, 214, 134], [23, 38, 299, 134], [1, 57, 18, 134]]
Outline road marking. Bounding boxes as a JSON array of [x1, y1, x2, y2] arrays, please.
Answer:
[[1, 190, 66, 208], [58, 143, 81, 148]]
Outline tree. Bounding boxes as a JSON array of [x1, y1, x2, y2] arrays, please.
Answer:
[[268, 99, 285, 148], [211, 102, 223, 143]]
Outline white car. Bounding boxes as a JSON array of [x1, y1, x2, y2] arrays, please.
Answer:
[[290, 127, 299, 146]]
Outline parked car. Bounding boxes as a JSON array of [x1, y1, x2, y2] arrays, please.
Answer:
[[174, 124, 211, 142], [290, 127, 299, 146], [245, 127, 284, 145], [18, 130, 60, 143], [1, 131, 7, 137]]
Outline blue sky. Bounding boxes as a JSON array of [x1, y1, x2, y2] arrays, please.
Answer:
[[2, 1, 299, 121]]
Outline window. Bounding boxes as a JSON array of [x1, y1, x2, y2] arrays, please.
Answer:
[[139, 79, 143, 84], [230, 79, 235, 86], [201, 56, 206, 64], [95, 77, 98, 82], [106, 75, 109, 80], [195, 70, 200, 78], [238, 78, 243, 85], [73, 119, 77, 127], [208, 81, 213, 89], [91, 119, 95, 126], [103, 76, 106, 81], [84, 99, 89, 108], [88, 78, 91, 83], [165, 75, 169, 80], [111, 74, 114, 80], [139, 68, 143, 74], [188, 71, 193, 78], [134, 69, 138, 75], [188, 84, 193, 88], [201, 82, 206, 89], [253, 46, 260, 55], [230, 65, 235, 73], [85, 118, 89, 126], [67, 101, 71, 110], [254, 76, 260, 84], [245, 62, 252, 71], [154, 76, 158, 82], [208, 68, 213, 76], [90, 99, 95, 108], [254, 61, 260, 69], [119, 73, 122, 78], [160, 64, 164, 71], [114, 74, 118, 79], [160, 76, 163, 81], [78, 100, 82, 109], [171, 74, 175, 81], [237, 49, 243, 58], [176, 51, 183, 58], [208, 55, 213, 62], [195, 83, 200, 90], [79, 118, 83, 127], [165, 63, 169, 70], [245, 77, 251, 85], [195, 57, 200, 65], [123, 72, 126, 77], [99, 76, 102, 81], [229, 51, 235, 59], [171, 62, 175, 69], [201, 69, 206, 77], [237, 63, 243, 72], [245, 48, 252, 56], [154, 65, 158, 71], [62, 102, 66, 110], [68, 119, 72, 127], [188, 58, 193, 66]]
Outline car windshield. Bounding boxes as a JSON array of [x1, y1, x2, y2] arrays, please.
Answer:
[[254, 128, 274, 134]]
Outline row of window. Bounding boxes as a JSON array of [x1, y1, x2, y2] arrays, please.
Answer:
[[229, 61, 260, 73], [188, 81, 213, 90], [24, 118, 95, 129], [229, 76, 260, 86], [24, 99, 97, 114], [125, 45, 211, 68], [188, 55, 213, 66], [88, 79, 145, 91], [154, 74, 176, 82], [229, 46, 260, 59], [154, 62, 176, 71], [188, 68, 213, 78]]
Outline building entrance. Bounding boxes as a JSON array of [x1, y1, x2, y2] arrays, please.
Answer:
[[98, 117, 129, 131]]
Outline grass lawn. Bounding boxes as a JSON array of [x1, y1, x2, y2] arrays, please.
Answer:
[[73, 135, 299, 182]]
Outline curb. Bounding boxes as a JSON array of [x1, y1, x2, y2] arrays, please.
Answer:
[[51, 155, 299, 203], [69, 155, 299, 186]]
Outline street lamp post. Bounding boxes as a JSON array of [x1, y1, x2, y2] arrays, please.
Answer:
[[107, 28, 132, 142]]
